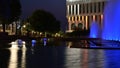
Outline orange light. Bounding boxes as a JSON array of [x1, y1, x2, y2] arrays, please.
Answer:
[[93, 15, 95, 21]]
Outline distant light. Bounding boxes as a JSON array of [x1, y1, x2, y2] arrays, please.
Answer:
[[32, 40, 36, 47], [43, 38, 47, 46], [23, 25, 26, 28]]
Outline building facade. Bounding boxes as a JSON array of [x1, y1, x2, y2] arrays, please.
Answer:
[[0, 21, 21, 35], [66, 0, 107, 32]]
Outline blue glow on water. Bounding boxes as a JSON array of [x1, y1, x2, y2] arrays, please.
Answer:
[[32, 40, 36, 47], [43, 38, 47, 46], [90, 21, 100, 38], [105, 50, 120, 68], [102, 0, 120, 41]]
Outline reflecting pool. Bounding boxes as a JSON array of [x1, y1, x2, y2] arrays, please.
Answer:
[[0, 40, 120, 68]]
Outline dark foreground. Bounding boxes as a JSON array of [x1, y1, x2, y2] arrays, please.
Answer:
[[0, 40, 120, 68]]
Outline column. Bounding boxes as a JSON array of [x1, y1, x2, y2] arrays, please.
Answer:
[[69, 22, 72, 31], [100, 2, 102, 13], [10, 24, 12, 35], [96, 2, 98, 13], [67, 5, 69, 15], [93, 15, 95, 21], [82, 16, 84, 29], [68, 16, 71, 31], [74, 4, 76, 15], [88, 3, 90, 14], [81, 4, 83, 14], [71, 5, 73, 15], [75, 16, 78, 26], [92, 2, 94, 13], [84, 4, 87, 14], [77, 4, 79, 15], [101, 14, 103, 27], [85, 16, 88, 30]]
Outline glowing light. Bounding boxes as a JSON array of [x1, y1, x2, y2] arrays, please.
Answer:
[[32, 40, 36, 47], [102, 0, 120, 41], [8, 47, 18, 68], [105, 50, 120, 67], [72, 16, 74, 22], [43, 38, 48, 46], [67, 42, 72, 48], [23, 25, 26, 28], [8, 43, 26, 68], [10, 39, 26, 48], [85, 16, 88, 29], [90, 21, 101, 38], [93, 15, 95, 21]]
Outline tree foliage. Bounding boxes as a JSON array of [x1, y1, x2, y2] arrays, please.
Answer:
[[10, 0, 21, 22], [28, 9, 60, 33], [0, 0, 11, 24], [0, 0, 21, 32]]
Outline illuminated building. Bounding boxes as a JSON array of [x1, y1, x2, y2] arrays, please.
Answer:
[[0, 21, 20, 35], [66, 0, 107, 32]]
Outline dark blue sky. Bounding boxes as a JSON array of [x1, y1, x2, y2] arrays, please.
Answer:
[[20, 0, 67, 31]]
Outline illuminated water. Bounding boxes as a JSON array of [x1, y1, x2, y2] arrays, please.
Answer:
[[90, 21, 101, 38], [102, 0, 120, 41], [0, 40, 120, 68]]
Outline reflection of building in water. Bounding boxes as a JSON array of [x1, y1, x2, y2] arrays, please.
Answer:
[[80, 49, 104, 68], [8, 44, 26, 68], [8, 47, 18, 68], [65, 48, 82, 68], [66, 40, 89, 48], [66, 0, 107, 32], [66, 42, 72, 48], [81, 49, 88, 68]]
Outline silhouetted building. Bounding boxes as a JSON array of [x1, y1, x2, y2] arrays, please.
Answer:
[[66, 0, 107, 32]]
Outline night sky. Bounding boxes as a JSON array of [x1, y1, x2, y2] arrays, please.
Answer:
[[20, 0, 68, 31]]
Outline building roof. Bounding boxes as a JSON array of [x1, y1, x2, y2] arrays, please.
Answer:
[[67, 0, 106, 4]]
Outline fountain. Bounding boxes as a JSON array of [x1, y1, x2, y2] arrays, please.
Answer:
[[90, 0, 120, 41], [102, 0, 120, 41], [90, 21, 101, 38]]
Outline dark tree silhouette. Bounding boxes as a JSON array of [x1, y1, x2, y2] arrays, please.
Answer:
[[0, 0, 21, 32], [10, 0, 21, 22], [28, 9, 60, 33], [10, 0, 21, 35], [0, 0, 11, 32]]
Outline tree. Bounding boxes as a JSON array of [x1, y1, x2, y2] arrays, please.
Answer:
[[28, 10, 60, 33], [10, 0, 21, 22], [0, 0, 11, 32], [0, 0, 21, 32], [10, 0, 21, 35]]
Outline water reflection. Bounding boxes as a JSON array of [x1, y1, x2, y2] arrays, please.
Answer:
[[66, 40, 120, 49], [66, 42, 72, 48], [105, 50, 120, 68], [88, 49, 104, 68], [8, 47, 18, 68], [81, 49, 88, 68], [66, 40, 89, 48], [31, 40, 36, 47], [8, 42, 26, 68], [1, 40, 120, 68], [64, 48, 82, 68], [0, 49, 10, 68]]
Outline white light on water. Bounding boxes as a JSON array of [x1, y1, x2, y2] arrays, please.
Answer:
[[9, 39, 26, 49], [8, 39, 26, 68]]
